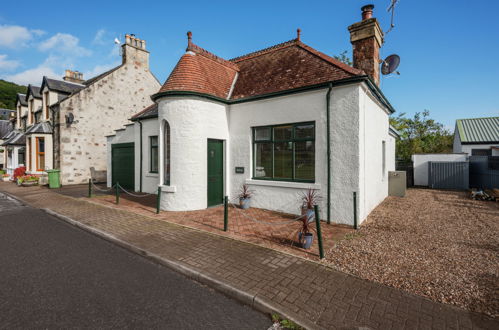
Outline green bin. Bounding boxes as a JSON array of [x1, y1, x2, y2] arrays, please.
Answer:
[[47, 169, 61, 189]]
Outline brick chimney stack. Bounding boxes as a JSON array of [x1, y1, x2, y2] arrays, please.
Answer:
[[63, 70, 84, 84], [122, 34, 149, 68], [348, 4, 384, 86]]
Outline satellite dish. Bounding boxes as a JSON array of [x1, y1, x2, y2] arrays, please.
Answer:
[[114, 38, 121, 45], [381, 54, 400, 75]]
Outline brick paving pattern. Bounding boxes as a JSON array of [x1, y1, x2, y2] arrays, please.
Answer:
[[85, 190, 354, 261], [1, 182, 497, 330]]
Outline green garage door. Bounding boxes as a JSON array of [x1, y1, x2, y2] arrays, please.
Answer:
[[112, 143, 135, 190]]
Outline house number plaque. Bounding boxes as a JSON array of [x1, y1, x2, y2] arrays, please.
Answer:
[[235, 167, 244, 174]]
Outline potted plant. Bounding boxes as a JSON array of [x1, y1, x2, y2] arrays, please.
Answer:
[[298, 189, 322, 249], [2, 173, 10, 182], [20, 175, 39, 187], [238, 184, 254, 209]]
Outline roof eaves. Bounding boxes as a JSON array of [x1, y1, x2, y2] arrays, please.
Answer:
[[153, 75, 395, 113]]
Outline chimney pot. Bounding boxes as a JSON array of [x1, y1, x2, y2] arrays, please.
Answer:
[[63, 69, 84, 84], [296, 28, 301, 41], [361, 4, 374, 20]]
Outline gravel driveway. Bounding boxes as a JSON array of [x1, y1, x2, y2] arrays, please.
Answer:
[[325, 188, 499, 318]]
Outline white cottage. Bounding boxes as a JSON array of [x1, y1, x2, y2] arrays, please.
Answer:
[[107, 5, 397, 225]]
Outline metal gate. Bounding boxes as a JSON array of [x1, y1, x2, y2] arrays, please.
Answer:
[[428, 161, 469, 190], [469, 156, 499, 189]]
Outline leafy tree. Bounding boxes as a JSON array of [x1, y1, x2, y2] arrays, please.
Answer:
[[390, 110, 453, 161], [333, 50, 353, 66], [0, 79, 27, 110]]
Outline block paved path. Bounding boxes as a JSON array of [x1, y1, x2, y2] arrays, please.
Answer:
[[1, 183, 497, 330]]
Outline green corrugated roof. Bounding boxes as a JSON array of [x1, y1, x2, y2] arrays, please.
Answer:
[[456, 117, 499, 143]]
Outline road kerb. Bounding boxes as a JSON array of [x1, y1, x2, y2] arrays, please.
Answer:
[[41, 207, 317, 330]]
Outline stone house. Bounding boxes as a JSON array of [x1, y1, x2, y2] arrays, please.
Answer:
[[1, 93, 28, 176], [107, 6, 398, 226], [7, 35, 160, 184]]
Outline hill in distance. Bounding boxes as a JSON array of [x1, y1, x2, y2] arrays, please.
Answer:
[[0, 79, 28, 110]]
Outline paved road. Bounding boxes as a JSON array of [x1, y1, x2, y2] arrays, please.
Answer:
[[0, 193, 271, 329]]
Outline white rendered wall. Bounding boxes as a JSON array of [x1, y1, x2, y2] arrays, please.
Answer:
[[230, 86, 361, 225], [4, 146, 21, 176], [358, 85, 393, 222], [412, 153, 467, 186], [158, 97, 229, 211], [229, 89, 327, 218], [387, 134, 396, 172], [136, 118, 159, 194], [106, 124, 135, 187]]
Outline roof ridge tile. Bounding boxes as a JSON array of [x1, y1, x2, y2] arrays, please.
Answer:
[[187, 43, 239, 71]]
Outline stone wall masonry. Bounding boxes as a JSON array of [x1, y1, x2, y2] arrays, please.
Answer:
[[58, 61, 160, 185]]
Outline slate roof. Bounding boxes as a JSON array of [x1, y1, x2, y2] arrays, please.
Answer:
[[26, 85, 42, 99], [157, 37, 363, 101], [2, 131, 25, 146], [131, 103, 158, 121], [41, 76, 85, 94], [83, 65, 122, 86], [0, 120, 13, 139], [16, 93, 27, 107], [25, 121, 52, 135], [456, 117, 499, 144]]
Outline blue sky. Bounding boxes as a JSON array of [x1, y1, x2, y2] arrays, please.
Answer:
[[0, 0, 497, 128]]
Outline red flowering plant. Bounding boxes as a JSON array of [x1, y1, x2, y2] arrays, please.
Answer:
[[13, 166, 26, 180]]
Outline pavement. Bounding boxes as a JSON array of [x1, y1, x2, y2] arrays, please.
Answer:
[[0, 192, 271, 329], [1, 182, 498, 330]]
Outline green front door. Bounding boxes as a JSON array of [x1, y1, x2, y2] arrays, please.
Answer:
[[207, 139, 224, 207], [112, 143, 135, 190]]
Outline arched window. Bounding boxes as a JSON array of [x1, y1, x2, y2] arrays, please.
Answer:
[[164, 120, 170, 185]]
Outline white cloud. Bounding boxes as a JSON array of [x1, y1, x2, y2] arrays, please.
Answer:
[[0, 25, 42, 48], [4, 65, 59, 86], [0, 54, 20, 71], [93, 29, 107, 45], [83, 61, 120, 79], [38, 33, 91, 56]]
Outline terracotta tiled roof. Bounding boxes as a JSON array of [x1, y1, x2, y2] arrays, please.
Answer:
[[156, 37, 364, 102], [230, 39, 362, 99], [158, 42, 238, 99]]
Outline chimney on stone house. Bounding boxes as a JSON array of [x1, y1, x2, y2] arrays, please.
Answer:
[[63, 70, 84, 84], [348, 4, 384, 86], [121, 34, 149, 68]]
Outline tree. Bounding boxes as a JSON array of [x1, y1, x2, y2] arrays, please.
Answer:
[[333, 50, 353, 66], [0, 80, 27, 110], [390, 110, 453, 161]]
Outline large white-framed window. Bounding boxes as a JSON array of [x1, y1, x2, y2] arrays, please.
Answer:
[[253, 122, 315, 182]]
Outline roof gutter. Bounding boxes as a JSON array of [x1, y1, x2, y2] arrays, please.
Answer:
[[150, 76, 395, 114]]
